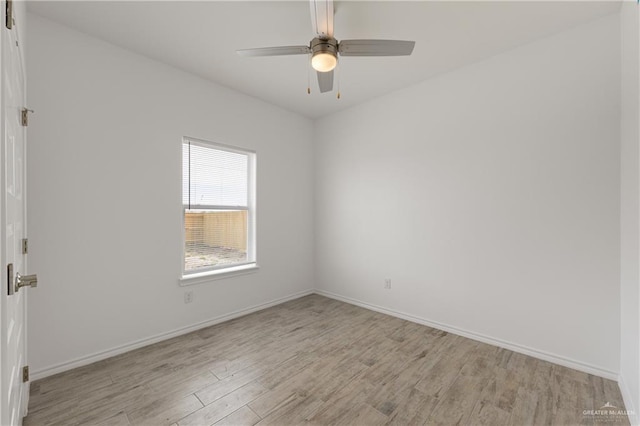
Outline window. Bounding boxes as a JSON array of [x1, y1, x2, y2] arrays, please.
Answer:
[[182, 138, 256, 280]]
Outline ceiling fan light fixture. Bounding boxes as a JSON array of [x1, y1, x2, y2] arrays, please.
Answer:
[[310, 37, 338, 72], [312, 51, 337, 72]]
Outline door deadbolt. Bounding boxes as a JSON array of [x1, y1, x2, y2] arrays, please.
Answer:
[[15, 272, 37, 292]]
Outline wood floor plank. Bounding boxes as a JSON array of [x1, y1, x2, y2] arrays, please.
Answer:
[[385, 388, 438, 426], [468, 400, 511, 426], [93, 412, 131, 426], [306, 377, 377, 425], [413, 336, 478, 398], [214, 406, 261, 426], [25, 381, 148, 426], [333, 402, 387, 426], [196, 363, 274, 406], [247, 363, 322, 418], [426, 374, 485, 425], [27, 372, 115, 416], [254, 396, 324, 426], [144, 371, 219, 400], [178, 382, 266, 426], [23, 295, 631, 426], [475, 367, 520, 413], [509, 387, 540, 426], [253, 353, 317, 391], [127, 394, 203, 426]]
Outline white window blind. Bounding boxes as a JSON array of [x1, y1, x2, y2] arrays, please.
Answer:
[[183, 142, 248, 209], [182, 139, 255, 275]]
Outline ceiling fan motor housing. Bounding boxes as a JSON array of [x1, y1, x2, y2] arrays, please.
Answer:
[[311, 37, 338, 55]]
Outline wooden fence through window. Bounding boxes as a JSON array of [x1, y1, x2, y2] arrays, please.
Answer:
[[185, 211, 247, 251]]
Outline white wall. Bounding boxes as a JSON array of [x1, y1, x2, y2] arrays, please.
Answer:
[[26, 14, 314, 376], [620, 2, 640, 422], [315, 14, 621, 377], [13, 0, 27, 61]]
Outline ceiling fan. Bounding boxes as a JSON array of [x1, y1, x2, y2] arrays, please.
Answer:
[[236, 0, 416, 94]]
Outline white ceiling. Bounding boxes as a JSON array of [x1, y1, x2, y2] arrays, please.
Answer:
[[27, 1, 620, 119]]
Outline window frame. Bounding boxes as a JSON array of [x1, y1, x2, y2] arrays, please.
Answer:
[[179, 136, 258, 285]]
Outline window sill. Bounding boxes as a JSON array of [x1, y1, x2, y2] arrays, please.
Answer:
[[179, 263, 259, 286]]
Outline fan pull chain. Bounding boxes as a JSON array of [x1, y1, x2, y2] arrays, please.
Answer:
[[307, 53, 311, 94], [336, 60, 341, 99]]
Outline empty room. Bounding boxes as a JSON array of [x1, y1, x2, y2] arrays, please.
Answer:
[[0, 0, 639, 425]]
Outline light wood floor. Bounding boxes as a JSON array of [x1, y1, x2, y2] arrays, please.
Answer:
[[24, 295, 628, 426]]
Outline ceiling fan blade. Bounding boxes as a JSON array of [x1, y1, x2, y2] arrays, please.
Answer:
[[237, 46, 310, 57], [310, 0, 334, 39], [317, 70, 334, 93], [338, 40, 415, 56]]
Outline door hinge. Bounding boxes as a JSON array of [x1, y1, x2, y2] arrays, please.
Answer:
[[21, 238, 28, 255], [22, 366, 29, 383], [21, 108, 33, 127], [5, 0, 12, 30]]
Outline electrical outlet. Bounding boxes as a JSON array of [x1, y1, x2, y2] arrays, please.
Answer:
[[184, 291, 193, 304], [384, 279, 392, 289]]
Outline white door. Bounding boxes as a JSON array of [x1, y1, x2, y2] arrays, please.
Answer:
[[1, 1, 31, 424]]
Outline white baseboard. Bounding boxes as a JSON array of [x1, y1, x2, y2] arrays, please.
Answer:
[[315, 289, 619, 381], [32, 287, 620, 384], [31, 289, 314, 381], [619, 373, 639, 426]]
